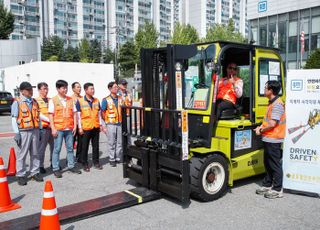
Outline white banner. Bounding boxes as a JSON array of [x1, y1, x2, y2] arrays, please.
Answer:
[[283, 69, 320, 194]]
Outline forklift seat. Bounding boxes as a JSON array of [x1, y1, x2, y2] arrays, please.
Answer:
[[218, 97, 243, 120]]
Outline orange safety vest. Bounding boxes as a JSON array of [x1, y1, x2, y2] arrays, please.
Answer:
[[52, 95, 74, 130], [36, 97, 50, 128], [104, 95, 122, 124], [16, 97, 40, 129], [79, 97, 100, 130], [217, 77, 241, 104], [261, 98, 286, 141]]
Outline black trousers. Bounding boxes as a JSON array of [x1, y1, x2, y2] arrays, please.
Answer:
[[80, 128, 100, 165], [262, 142, 283, 191], [74, 128, 82, 162], [216, 99, 235, 118]]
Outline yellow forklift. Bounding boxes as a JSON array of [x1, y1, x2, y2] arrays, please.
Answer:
[[122, 41, 286, 203]]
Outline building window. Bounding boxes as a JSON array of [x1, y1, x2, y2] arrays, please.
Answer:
[[259, 24, 267, 46], [311, 16, 320, 50], [278, 21, 286, 53], [288, 21, 298, 53], [268, 23, 277, 48]]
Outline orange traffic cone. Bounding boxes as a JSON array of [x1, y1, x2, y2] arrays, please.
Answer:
[[7, 147, 16, 176], [39, 180, 60, 230], [0, 156, 21, 213]]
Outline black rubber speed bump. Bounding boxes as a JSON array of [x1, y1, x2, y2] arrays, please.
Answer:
[[0, 187, 161, 230]]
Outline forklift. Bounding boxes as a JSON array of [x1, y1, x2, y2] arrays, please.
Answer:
[[122, 41, 286, 204]]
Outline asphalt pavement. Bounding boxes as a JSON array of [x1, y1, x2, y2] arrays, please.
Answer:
[[0, 113, 319, 230]]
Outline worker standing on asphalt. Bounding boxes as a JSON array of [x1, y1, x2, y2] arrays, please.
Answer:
[[76, 82, 104, 172], [49, 80, 82, 178], [11, 82, 43, 186], [71, 82, 82, 163], [255, 80, 286, 199], [101, 82, 124, 167], [36, 82, 54, 174]]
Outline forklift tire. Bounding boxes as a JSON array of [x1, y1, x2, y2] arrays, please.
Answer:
[[190, 154, 228, 201]]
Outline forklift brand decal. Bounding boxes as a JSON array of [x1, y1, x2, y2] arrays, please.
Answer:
[[176, 71, 183, 110], [181, 110, 189, 161], [283, 70, 320, 194], [234, 130, 252, 151]]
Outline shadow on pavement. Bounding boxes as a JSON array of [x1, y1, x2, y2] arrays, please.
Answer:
[[12, 194, 26, 203]]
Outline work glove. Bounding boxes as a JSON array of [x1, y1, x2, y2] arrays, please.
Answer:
[[14, 133, 21, 148]]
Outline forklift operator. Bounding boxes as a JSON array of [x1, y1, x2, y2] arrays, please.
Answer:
[[216, 62, 243, 118]]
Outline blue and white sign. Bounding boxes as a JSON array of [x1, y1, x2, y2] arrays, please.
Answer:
[[258, 1, 267, 13], [283, 70, 320, 194], [234, 130, 252, 151]]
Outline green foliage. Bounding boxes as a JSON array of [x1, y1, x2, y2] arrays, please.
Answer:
[[170, 23, 199, 45], [118, 40, 137, 78], [0, 4, 14, 39], [41, 36, 65, 61], [304, 48, 320, 69], [64, 46, 80, 62], [88, 39, 102, 63], [47, 55, 59, 61], [205, 19, 246, 43], [103, 48, 115, 64], [134, 22, 158, 65], [79, 39, 91, 62]]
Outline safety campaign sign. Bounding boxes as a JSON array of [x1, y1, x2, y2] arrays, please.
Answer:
[[283, 70, 320, 194]]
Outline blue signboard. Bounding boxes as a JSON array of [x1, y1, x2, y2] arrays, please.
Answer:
[[258, 1, 267, 13]]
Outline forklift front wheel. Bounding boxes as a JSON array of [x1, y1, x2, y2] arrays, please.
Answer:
[[190, 154, 229, 201]]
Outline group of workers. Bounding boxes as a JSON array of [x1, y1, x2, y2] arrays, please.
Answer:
[[11, 62, 285, 199], [11, 79, 131, 186]]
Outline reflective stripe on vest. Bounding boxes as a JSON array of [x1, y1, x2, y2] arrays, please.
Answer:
[[104, 96, 122, 124], [217, 77, 241, 104], [261, 98, 286, 140], [79, 97, 100, 130], [52, 96, 74, 130], [36, 97, 50, 128], [16, 98, 40, 130]]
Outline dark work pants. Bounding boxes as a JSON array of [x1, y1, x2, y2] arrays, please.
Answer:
[[262, 142, 283, 191], [74, 128, 82, 162], [216, 99, 235, 118], [80, 128, 100, 165]]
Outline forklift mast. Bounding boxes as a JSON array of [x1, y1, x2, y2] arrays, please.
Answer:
[[121, 44, 198, 203]]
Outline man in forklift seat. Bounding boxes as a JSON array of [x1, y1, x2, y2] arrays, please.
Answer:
[[216, 62, 243, 118], [254, 80, 286, 199]]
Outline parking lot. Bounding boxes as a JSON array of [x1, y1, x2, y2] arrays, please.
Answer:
[[0, 113, 319, 230]]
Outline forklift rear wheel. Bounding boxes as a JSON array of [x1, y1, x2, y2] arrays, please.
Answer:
[[190, 154, 228, 201]]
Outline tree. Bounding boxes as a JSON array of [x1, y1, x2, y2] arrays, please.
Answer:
[[79, 39, 90, 62], [118, 40, 137, 78], [103, 48, 115, 64], [205, 19, 246, 43], [0, 4, 14, 39], [304, 48, 320, 69], [135, 22, 158, 65], [88, 39, 102, 63], [41, 36, 65, 61], [64, 46, 79, 62], [170, 23, 199, 45]]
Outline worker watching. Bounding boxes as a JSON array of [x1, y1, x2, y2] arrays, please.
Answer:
[[36, 82, 54, 174], [216, 62, 243, 118], [255, 80, 286, 199], [49, 80, 82, 178], [11, 82, 43, 186], [71, 82, 82, 163], [76, 83, 103, 172], [101, 82, 124, 167]]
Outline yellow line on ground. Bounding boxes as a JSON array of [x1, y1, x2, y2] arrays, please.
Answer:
[[124, 190, 143, 203]]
